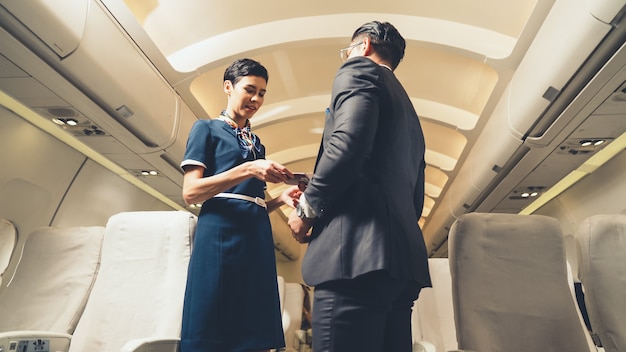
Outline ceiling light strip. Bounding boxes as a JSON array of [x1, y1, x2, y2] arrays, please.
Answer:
[[0, 90, 186, 211]]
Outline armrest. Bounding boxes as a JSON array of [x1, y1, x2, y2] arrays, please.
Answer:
[[120, 337, 180, 352], [0, 331, 71, 352], [413, 340, 436, 352], [294, 329, 312, 352]]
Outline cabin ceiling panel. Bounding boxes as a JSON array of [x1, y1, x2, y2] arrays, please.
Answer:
[[188, 46, 341, 119], [98, 151, 154, 170], [0, 77, 67, 107], [425, 165, 449, 199], [121, 0, 539, 65], [422, 121, 467, 171], [398, 47, 499, 117], [255, 113, 325, 153], [0, 53, 27, 77]]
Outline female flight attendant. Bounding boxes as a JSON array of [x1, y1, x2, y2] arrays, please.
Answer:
[[179, 58, 300, 351]]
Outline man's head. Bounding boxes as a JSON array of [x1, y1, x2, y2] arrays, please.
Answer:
[[350, 21, 406, 71]]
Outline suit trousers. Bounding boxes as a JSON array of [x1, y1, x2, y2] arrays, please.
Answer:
[[311, 270, 421, 352]]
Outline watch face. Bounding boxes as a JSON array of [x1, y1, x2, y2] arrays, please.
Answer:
[[296, 204, 304, 217]]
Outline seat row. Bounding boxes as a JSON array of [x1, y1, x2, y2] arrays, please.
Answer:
[[411, 213, 626, 352], [0, 211, 307, 352]]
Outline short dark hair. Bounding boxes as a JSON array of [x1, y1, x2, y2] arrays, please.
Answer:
[[351, 21, 406, 70], [223, 58, 269, 85]]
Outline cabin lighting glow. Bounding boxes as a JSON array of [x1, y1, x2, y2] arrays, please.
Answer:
[[580, 139, 605, 147], [140, 170, 158, 176], [521, 191, 539, 198], [51, 117, 79, 126]]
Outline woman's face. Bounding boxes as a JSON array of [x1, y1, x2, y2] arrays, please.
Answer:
[[224, 75, 267, 120]]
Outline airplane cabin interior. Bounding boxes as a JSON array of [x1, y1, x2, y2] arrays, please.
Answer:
[[0, 0, 625, 351]]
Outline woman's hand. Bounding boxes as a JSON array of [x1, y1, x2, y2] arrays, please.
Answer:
[[249, 159, 293, 183], [279, 185, 302, 209]]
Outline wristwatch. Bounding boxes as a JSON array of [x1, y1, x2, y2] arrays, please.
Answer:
[[296, 203, 314, 220]]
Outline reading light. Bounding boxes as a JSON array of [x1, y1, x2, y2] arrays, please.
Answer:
[[66, 118, 78, 126], [52, 117, 66, 125], [580, 139, 605, 147], [521, 131, 626, 215]]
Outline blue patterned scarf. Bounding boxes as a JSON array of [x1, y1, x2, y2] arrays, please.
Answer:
[[218, 110, 262, 159]]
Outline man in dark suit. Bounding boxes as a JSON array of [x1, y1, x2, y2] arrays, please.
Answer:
[[288, 21, 432, 352]]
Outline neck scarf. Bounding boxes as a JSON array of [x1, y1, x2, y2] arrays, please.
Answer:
[[218, 110, 261, 159]]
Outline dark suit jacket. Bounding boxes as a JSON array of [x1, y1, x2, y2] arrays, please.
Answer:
[[302, 56, 432, 289]]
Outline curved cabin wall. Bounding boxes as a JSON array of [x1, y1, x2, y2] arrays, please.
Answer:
[[0, 105, 173, 291]]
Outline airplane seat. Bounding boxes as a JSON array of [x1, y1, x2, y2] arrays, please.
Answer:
[[412, 340, 437, 352], [575, 214, 626, 352], [277, 275, 286, 312], [448, 212, 594, 352], [275, 276, 307, 352], [412, 257, 458, 352], [68, 210, 197, 352], [0, 217, 17, 289], [283, 282, 305, 352], [0, 225, 105, 352], [411, 304, 436, 352]]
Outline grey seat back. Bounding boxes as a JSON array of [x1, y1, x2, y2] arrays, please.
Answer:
[[576, 214, 626, 352], [448, 213, 592, 352]]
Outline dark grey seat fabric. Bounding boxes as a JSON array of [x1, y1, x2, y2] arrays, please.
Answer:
[[576, 214, 626, 352], [448, 213, 592, 352]]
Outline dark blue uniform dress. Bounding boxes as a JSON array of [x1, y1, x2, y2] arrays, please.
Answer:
[[180, 119, 285, 352]]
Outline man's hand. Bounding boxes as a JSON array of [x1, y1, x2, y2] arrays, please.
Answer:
[[288, 210, 314, 243]]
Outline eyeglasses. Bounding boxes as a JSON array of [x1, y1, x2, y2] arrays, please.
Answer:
[[339, 41, 363, 62]]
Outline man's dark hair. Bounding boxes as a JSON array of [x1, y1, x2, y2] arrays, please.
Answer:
[[351, 21, 406, 70], [223, 58, 269, 85]]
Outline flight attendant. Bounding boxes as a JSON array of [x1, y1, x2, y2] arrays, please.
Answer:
[[179, 58, 300, 352]]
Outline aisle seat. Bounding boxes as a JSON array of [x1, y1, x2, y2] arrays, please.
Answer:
[[0, 225, 104, 352], [412, 258, 458, 352], [448, 213, 594, 352], [276, 276, 306, 352], [576, 214, 626, 352], [68, 210, 196, 352], [0, 217, 17, 289]]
